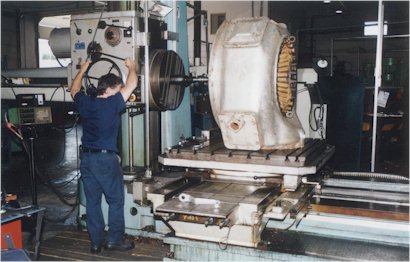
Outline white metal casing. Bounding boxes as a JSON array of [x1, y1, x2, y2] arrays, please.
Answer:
[[208, 17, 305, 150], [70, 11, 141, 99]]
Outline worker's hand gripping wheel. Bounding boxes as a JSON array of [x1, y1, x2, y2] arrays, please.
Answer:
[[82, 57, 122, 95]]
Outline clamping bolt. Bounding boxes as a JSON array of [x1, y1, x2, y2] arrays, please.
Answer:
[[204, 217, 214, 227], [218, 218, 230, 229]]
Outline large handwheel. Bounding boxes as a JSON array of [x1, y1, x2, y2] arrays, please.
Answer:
[[83, 57, 123, 95]]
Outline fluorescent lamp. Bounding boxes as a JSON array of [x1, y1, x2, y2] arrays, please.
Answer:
[[364, 21, 388, 36], [147, 1, 173, 17]]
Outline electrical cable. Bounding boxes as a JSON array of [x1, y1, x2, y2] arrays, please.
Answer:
[[4, 114, 79, 215], [62, 114, 80, 134], [2, 86, 78, 223], [46, 84, 72, 165], [2, 74, 13, 84], [81, 5, 106, 96], [43, 205, 78, 223], [87, 5, 106, 61], [44, 168, 80, 189], [307, 85, 317, 131], [33, 117, 79, 194], [307, 84, 325, 139], [218, 225, 232, 250], [56, 57, 64, 67], [32, 151, 79, 207], [49, 84, 63, 102], [2, 75, 17, 98], [314, 83, 325, 139], [297, 87, 309, 93], [19, 133, 78, 207]]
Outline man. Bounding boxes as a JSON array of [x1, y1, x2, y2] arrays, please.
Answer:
[[70, 58, 137, 253]]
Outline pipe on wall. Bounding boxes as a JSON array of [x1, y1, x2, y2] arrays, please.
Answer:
[[193, 1, 201, 65], [2, 67, 68, 78], [371, 0, 384, 172]]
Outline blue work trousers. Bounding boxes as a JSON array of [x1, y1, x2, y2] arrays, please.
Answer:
[[80, 152, 125, 246]]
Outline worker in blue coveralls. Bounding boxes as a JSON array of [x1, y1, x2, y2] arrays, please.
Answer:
[[70, 58, 137, 253]]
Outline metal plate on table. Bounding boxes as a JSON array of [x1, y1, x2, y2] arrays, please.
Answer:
[[156, 180, 276, 218]]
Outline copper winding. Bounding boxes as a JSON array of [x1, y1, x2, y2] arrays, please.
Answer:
[[278, 86, 291, 91], [278, 68, 289, 74], [276, 35, 297, 114], [278, 58, 293, 67], [277, 72, 289, 78], [278, 89, 290, 94], [278, 87, 290, 92], [278, 82, 290, 88], [277, 78, 289, 84]]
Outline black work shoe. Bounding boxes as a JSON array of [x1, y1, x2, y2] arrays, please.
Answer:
[[90, 244, 103, 254], [104, 239, 135, 251]]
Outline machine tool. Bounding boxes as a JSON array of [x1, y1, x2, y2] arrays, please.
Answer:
[[0, 0, 407, 258], [68, 11, 408, 260], [4, 3, 406, 259], [146, 17, 409, 260], [148, 16, 336, 247]]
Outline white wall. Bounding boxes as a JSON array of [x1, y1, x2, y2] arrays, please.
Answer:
[[186, 1, 268, 67]]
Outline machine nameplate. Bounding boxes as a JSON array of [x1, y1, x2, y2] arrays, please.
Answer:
[[177, 214, 224, 225]]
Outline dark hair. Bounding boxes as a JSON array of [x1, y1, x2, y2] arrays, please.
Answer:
[[88, 73, 123, 97]]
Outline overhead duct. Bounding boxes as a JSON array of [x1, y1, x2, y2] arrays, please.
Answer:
[[49, 28, 71, 58]]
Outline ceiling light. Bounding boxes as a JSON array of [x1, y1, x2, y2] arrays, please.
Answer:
[[147, 1, 173, 17], [317, 59, 328, 69], [323, 1, 331, 3], [335, 10, 343, 14]]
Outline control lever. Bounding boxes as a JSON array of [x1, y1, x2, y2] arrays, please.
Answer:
[[218, 218, 230, 229], [98, 20, 132, 30], [178, 193, 220, 207], [204, 217, 214, 227], [90, 51, 125, 61], [166, 213, 177, 222]]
